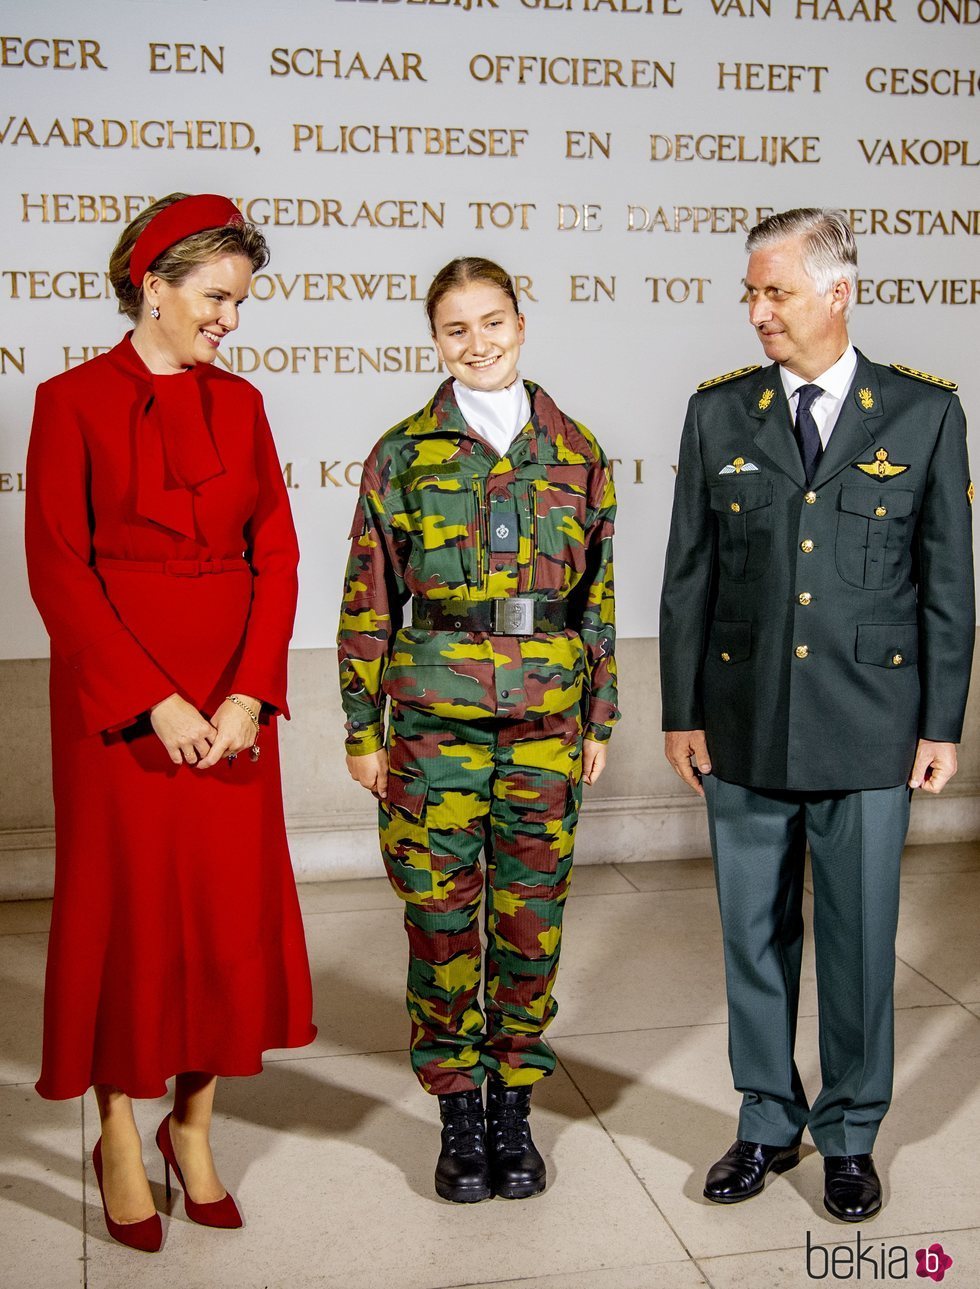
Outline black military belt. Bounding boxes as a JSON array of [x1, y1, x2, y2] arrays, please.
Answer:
[[412, 597, 572, 636]]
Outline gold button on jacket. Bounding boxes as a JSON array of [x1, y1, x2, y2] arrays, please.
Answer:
[[795, 644, 809, 659]]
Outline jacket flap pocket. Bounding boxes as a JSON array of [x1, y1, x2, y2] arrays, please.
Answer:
[[839, 486, 914, 520], [708, 479, 773, 515], [855, 623, 918, 668], [708, 619, 752, 665], [385, 770, 427, 819]]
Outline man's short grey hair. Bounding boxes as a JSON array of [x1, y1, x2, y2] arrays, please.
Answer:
[[746, 208, 858, 319]]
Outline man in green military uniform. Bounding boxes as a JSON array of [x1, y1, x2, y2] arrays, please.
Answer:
[[660, 209, 974, 1221]]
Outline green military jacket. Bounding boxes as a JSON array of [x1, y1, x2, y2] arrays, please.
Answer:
[[660, 351, 975, 791], [339, 378, 619, 755]]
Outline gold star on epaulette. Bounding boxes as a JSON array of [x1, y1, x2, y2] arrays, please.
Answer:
[[891, 364, 958, 391], [697, 365, 761, 391]]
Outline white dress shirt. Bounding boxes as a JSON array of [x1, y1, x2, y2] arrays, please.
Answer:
[[779, 345, 858, 448], [453, 377, 530, 458]]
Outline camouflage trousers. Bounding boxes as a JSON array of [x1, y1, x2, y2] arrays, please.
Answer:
[[379, 701, 584, 1095]]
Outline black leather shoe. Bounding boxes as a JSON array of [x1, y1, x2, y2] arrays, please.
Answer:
[[486, 1080, 546, 1200], [703, 1139, 801, 1203], [435, 1088, 492, 1203], [823, 1154, 882, 1222]]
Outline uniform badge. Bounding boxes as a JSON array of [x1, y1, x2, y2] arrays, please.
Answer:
[[857, 387, 874, 410], [719, 456, 760, 475], [758, 389, 775, 411], [854, 448, 909, 480]]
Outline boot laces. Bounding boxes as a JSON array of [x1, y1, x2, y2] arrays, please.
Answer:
[[490, 1105, 532, 1154], [442, 1109, 486, 1156]]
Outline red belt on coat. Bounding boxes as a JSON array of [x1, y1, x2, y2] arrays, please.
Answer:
[[95, 557, 249, 577]]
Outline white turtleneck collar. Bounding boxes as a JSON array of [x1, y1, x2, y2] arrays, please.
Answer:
[[453, 377, 531, 458]]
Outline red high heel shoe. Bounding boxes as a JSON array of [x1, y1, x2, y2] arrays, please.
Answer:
[[91, 1138, 163, 1253], [155, 1113, 242, 1229]]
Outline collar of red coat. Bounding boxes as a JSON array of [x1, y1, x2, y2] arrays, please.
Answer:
[[107, 334, 225, 540]]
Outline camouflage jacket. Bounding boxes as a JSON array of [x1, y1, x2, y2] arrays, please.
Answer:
[[338, 378, 619, 755]]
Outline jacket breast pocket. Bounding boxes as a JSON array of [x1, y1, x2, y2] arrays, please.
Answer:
[[836, 487, 916, 590], [709, 480, 773, 582], [386, 474, 479, 595]]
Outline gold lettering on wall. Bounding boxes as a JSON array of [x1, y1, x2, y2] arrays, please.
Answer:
[[0, 36, 106, 69], [469, 53, 675, 88], [795, 0, 895, 19], [2, 271, 112, 299], [0, 118, 258, 151], [292, 125, 528, 156], [0, 347, 26, 374], [650, 133, 821, 162], [718, 63, 828, 91], [646, 276, 711, 301], [859, 137, 980, 165], [865, 67, 979, 95], [269, 49, 425, 80], [469, 202, 536, 229], [148, 43, 225, 73], [210, 346, 444, 374]]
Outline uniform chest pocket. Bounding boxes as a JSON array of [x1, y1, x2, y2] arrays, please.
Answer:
[[708, 479, 773, 582], [529, 473, 591, 592], [386, 475, 480, 595], [835, 487, 916, 590]]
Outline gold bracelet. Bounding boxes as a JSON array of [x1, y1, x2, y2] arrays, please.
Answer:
[[226, 694, 260, 728]]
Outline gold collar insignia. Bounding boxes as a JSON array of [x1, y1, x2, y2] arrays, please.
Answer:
[[855, 448, 909, 480], [857, 387, 874, 410], [758, 389, 775, 411]]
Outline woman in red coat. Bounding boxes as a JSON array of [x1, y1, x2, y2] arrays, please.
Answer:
[[25, 193, 316, 1252]]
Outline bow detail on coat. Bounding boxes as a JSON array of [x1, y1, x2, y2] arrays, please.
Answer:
[[135, 367, 224, 539]]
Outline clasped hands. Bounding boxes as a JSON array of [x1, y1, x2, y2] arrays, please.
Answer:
[[347, 737, 608, 799], [150, 692, 260, 769]]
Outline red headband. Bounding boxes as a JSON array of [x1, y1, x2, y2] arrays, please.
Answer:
[[129, 194, 245, 286]]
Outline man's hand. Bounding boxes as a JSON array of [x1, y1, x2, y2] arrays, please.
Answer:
[[909, 740, 958, 794], [664, 729, 712, 797], [346, 749, 389, 799]]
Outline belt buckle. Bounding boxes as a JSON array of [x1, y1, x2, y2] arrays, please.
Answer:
[[493, 597, 535, 636], [165, 559, 200, 577]]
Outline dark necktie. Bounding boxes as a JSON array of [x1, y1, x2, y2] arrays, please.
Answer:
[[794, 384, 824, 485]]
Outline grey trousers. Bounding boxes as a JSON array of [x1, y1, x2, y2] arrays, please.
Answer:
[[703, 774, 911, 1157]]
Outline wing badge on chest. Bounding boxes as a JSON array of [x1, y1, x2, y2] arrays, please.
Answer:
[[854, 448, 910, 480], [719, 456, 760, 475]]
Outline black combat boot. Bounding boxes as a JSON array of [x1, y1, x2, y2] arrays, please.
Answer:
[[486, 1079, 546, 1200], [434, 1088, 492, 1203]]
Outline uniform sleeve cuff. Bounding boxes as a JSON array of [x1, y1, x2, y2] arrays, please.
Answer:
[[585, 722, 613, 744], [345, 726, 385, 756]]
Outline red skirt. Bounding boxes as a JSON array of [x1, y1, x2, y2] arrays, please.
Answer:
[[36, 659, 316, 1100]]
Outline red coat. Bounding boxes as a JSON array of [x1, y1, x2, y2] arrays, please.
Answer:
[[26, 335, 315, 1099]]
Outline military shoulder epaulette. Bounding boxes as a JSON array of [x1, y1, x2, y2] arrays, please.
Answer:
[[890, 363, 958, 391], [697, 364, 761, 391]]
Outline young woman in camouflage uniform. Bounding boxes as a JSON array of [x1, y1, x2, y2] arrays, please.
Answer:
[[338, 258, 619, 1202]]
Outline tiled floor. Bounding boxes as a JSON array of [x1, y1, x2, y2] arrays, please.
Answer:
[[1, 843, 978, 1289]]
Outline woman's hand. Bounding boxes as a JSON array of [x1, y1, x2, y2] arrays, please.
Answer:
[[196, 694, 261, 769], [346, 750, 389, 800], [582, 738, 607, 786], [150, 693, 218, 766]]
